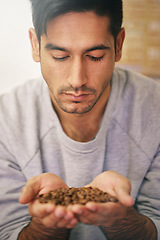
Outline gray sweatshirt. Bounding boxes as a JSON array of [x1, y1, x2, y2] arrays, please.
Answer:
[[0, 68, 160, 239]]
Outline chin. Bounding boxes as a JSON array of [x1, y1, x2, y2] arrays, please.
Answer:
[[60, 103, 96, 115]]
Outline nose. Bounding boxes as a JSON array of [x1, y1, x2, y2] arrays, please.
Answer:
[[67, 58, 87, 89]]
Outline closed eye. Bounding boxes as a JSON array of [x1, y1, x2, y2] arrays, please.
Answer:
[[53, 56, 70, 61], [87, 55, 104, 62], [52, 55, 104, 62]]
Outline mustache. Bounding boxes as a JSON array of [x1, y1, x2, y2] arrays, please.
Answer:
[[58, 86, 96, 95]]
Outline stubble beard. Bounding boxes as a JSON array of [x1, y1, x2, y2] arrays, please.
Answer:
[[50, 81, 110, 115]]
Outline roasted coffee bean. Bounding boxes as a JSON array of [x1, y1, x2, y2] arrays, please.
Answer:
[[39, 187, 118, 206]]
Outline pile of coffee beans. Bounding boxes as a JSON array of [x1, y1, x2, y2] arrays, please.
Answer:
[[39, 187, 118, 206]]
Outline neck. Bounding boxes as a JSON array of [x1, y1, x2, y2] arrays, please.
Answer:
[[51, 84, 111, 142]]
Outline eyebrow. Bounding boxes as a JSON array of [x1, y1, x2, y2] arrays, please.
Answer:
[[85, 44, 110, 52], [45, 43, 110, 53], [45, 43, 68, 52]]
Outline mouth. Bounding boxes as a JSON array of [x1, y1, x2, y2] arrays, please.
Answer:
[[64, 93, 91, 102]]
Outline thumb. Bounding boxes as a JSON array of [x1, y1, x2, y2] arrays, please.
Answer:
[[19, 176, 41, 204], [115, 184, 134, 207], [19, 184, 39, 204]]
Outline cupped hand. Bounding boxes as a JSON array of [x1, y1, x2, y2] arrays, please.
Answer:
[[19, 173, 68, 204], [86, 170, 134, 207], [19, 173, 78, 229], [68, 171, 134, 227]]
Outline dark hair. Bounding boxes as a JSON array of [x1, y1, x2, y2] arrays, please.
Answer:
[[30, 0, 123, 43]]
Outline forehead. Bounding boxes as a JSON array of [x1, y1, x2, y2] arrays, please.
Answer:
[[42, 11, 113, 48]]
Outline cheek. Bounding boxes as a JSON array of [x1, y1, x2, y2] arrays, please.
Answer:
[[40, 58, 59, 84], [41, 55, 68, 80], [89, 62, 114, 89]]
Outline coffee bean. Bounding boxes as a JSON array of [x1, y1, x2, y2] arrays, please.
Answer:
[[39, 187, 118, 206]]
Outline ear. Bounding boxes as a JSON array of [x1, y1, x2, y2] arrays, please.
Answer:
[[115, 28, 125, 62], [29, 28, 40, 62]]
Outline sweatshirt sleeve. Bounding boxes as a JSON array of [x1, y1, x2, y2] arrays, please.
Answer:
[[0, 142, 31, 240], [135, 145, 160, 240]]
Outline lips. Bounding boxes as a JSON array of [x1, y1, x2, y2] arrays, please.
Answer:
[[65, 93, 90, 101]]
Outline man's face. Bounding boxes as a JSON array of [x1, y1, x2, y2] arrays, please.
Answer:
[[30, 11, 124, 114]]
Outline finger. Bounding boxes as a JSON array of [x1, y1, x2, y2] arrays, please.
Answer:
[[85, 201, 127, 221], [65, 218, 78, 229], [118, 193, 134, 207], [85, 202, 98, 212], [68, 204, 84, 216], [40, 206, 78, 229], [55, 210, 77, 228], [86, 201, 117, 215], [19, 185, 39, 204], [19, 175, 42, 204], [115, 181, 134, 207], [34, 205, 66, 228], [28, 200, 56, 218], [70, 204, 99, 226]]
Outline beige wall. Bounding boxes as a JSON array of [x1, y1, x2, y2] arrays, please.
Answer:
[[117, 0, 160, 78]]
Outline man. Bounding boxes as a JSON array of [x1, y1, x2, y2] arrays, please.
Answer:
[[0, 0, 159, 239]]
